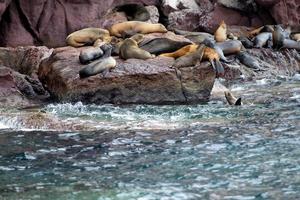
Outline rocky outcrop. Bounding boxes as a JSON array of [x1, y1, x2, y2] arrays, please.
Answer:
[[38, 45, 215, 104], [0, 0, 299, 47], [0, 46, 51, 108]]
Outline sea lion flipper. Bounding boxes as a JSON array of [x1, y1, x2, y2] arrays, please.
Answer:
[[235, 98, 242, 106], [102, 68, 110, 77], [214, 59, 225, 78]]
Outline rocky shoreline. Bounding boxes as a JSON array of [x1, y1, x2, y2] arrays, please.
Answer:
[[0, 1, 299, 108]]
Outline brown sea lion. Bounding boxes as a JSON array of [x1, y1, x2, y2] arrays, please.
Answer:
[[109, 21, 167, 37], [202, 39, 234, 63], [291, 33, 300, 42], [173, 44, 206, 68], [203, 47, 225, 78], [112, 34, 145, 55], [159, 44, 198, 59], [66, 28, 111, 47], [119, 38, 154, 60], [214, 20, 227, 42], [224, 91, 242, 106], [114, 4, 150, 22]]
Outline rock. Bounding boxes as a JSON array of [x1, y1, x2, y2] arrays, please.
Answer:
[[0, 67, 49, 108], [0, 46, 51, 77], [145, 5, 160, 24], [38, 46, 215, 104], [223, 48, 300, 81], [161, 0, 200, 16], [218, 0, 257, 13]]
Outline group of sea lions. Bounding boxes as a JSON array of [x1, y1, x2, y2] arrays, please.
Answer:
[[65, 4, 300, 106]]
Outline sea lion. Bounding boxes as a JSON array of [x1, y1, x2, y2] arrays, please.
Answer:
[[109, 21, 167, 37], [79, 44, 116, 78], [203, 47, 225, 78], [112, 34, 145, 55], [281, 39, 300, 50], [252, 32, 272, 48], [159, 44, 198, 58], [224, 91, 242, 106], [173, 44, 205, 68], [114, 4, 150, 22], [173, 29, 213, 38], [139, 38, 192, 55], [249, 25, 274, 37], [185, 34, 212, 44], [214, 20, 227, 42], [238, 36, 254, 48], [119, 38, 154, 60], [236, 51, 263, 71], [79, 57, 117, 78], [216, 40, 243, 55], [93, 39, 106, 47], [66, 28, 111, 47], [79, 47, 104, 64], [272, 25, 285, 49], [202, 39, 233, 63], [291, 33, 300, 42]]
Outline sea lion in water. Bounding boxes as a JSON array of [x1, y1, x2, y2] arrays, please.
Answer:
[[139, 38, 192, 55], [252, 32, 272, 48], [119, 38, 154, 60], [203, 47, 225, 78], [173, 44, 206, 68], [214, 20, 227, 42], [159, 44, 198, 58], [272, 25, 285, 49], [114, 4, 150, 22], [109, 21, 167, 37], [79, 44, 116, 78], [224, 91, 242, 106], [236, 51, 263, 71], [66, 28, 111, 47]]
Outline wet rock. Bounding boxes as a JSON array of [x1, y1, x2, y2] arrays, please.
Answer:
[[38, 46, 215, 105], [0, 67, 49, 108], [223, 48, 300, 81]]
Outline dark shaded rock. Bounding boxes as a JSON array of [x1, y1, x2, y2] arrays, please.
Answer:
[[0, 66, 49, 108], [38, 46, 216, 104]]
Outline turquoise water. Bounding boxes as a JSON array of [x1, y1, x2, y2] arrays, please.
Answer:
[[0, 76, 299, 199]]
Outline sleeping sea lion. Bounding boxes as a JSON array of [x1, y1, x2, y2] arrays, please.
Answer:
[[114, 4, 150, 22], [173, 29, 214, 38], [79, 47, 104, 64], [281, 39, 300, 50], [112, 34, 144, 55], [79, 44, 116, 78], [109, 21, 167, 37], [173, 44, 206, 68], [203, 47, 225, 78], [224, 91, 242, 106], [139, 38, 192, 55], [66, 28, 111, 47], [238, 36, 254, 48], [119, 38, 154, 60], [214, 20, 227, 42], [236, 51, 263, 71], [252, 32, 272, 48], [216, 40, 243, 55], [159, 44, 198, 58]]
